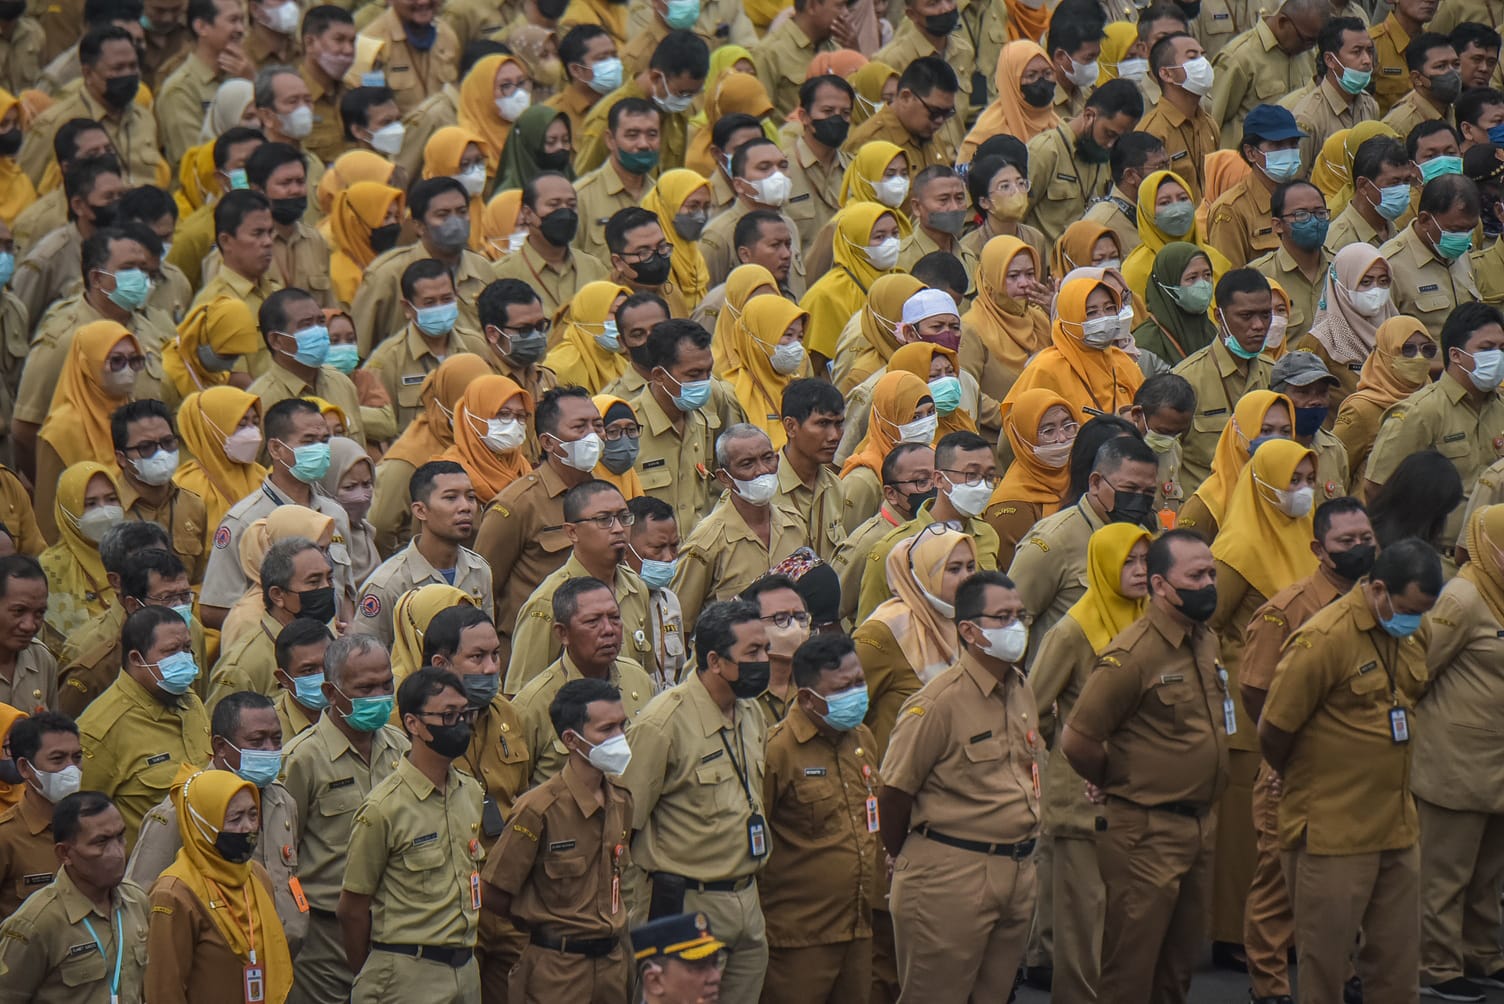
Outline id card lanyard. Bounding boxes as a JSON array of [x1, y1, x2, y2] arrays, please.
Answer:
[[1374, 635, 1409, 744], [207, 879, 264, 1003], [718, 726, 769, 859], [80, 908, 123, 1004]]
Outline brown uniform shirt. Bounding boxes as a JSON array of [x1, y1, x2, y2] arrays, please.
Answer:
[[490, 239, 610, 321], [513, 653, 655, 784], [1240, 566, 1345, 697], [841, 105, 956, 182], [350, 9, 460, 115], [851, 618, 924, 757], [1368, 13, 1411, 115], [0, 794, 58, 918], [1207, 171, 1279, 268], [1025, 126, 1114, 249], [472, 462, 574, 660], [1138, 99, 1220, 203], [631, 386, 723, 534], [0, 640, 57, 714], [1067, 602, 1231, 808], [145, 864, 276, 1003], [0, 866, 150, 1004], [1378, 222, 1481, 340], [1029, 615, 1106, 838]]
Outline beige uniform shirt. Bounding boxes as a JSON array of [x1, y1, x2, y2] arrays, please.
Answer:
[[1378, 223, 1480, 340], [1190, 0, 1249, 61], [1030, 616, 1107, 838], [204, 219, 335, 308], [1170, 336, 1275, 492], [1138, 99, 1221, 204], [857, 503, 1003, 622], [1379, 88, 1442, 139], [699, 201, 807, 296], [0, 866, 150, 1004], [832, 505, 905, 624], [155, 53, 223, 168], [620, 670, 769, 882], [671, 493, 808, 629], [0, 640, 58, 714], [631, 386, 723, 533], [752, 19, 836, 119], [208, 611, 284, 708], [18, 87, 165, 189], [350, 244, 497, 356], [1210, 18, 1317, 147], [513, 652, 655, 784], [572, 161, 651, 267], [1082, 187, 1140, 258], [363, 323, 489, 428], [842, 104, 956, 182], [646, 587, 687, 691], [1368, 14, 1411, 116], [302, 64, 349, 166], [1323, 201, 1391, 256], [1250, 244, 1327, 344], [1207, 172, 1279, 268], [1005, 498, 1106, 665], [774, 450, 847, 562], [0, 16, 43, 97], [350, 9, 460, 115], [118, 479, 210, 586], [782, 135, 847, 252], [282, 713, 410, 910], [246, 361, 369, 446], [472, 462, 575, 662], [896, 225, 980, 299], [10, 223, 81, 329], [490, 239, 610, 321], [352, 536, 493, 649], [1292, 77, 1380, 173], [1025, 126, 1114, 249]]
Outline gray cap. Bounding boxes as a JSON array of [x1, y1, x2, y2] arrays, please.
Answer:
[[1271, 350, 1338, 389]]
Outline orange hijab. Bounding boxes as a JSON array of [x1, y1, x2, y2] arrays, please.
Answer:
[[963, 42, 1061, 160], [841, 370, 932, 478], [39, 321, 141, 468], [481, 190, 524, 261], [686, 71, 775, 177], [441, 374, 535, 500], [385, 353, 495, 468], [1005, 0, 1051, 43], [1344, 316, 1432, 416], [962, 235, 1051, 378], [1002, 276, 1143, 415], [994, 388, 1078, 512], [888, 341, 977, 437], [0, 704, 27, 810], [316, 149, 397, 216], [458, 55, 525, 172]]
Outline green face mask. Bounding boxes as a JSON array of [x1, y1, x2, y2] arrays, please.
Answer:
[[340, 692, 394, 731], [1164, 278, 1212, 314]]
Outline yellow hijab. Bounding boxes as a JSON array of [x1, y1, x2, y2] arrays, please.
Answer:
[[458, 54, 525, 172], [1311, 121, 1399, 213], [1344, 316, 1432, 417], [0, 704, 26, 809], [1211, 437, 1318, 598], [441, 375, 534, 501], [801, 202, 901, 359], [591, 393, 645, 499], [174, 141, 219, 220], [839, 143, 914, 231], [1459, 504, 1504, 624], [543, 281, 632, 392], [642, 170, 712, 309], [1002, 275, 1143, 415], [1066, 523, 1152, 652], [868, 528, 972, 682], [1051, 219, 1120, 278], [1122, 170, 1232, 302], [162, 769, 293, 1004], [841, 370, 931, 478], [846, 273, 924, 392], [850, 61, 898, 127], [174, 387, 269, 530], [222, 505, 335, 646], [889, 341, 976, 437], [40, 462, 118, 637], [961, 235, 1052, 381], [1192, 388, 1294, 523], [1096, 21, 1140, 83], [687, 68, 777, 176], [39, 321, 140, 469], [330, 181, 403, 269], [392, 583, 480, 681], [481, 189, 523, 261], [422, 125, 490, 253], [726, 295, 809, 449], [385, 353, 494, 468], [316, 149, 397, 216], [164, 296, 261, 399], [0, 90, 37, 227], [713, 264, 780, 375]]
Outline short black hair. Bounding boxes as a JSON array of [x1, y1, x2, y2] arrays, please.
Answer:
[[1407, 119, 1462, 160], [409, 176, 468, 220], [1441, 300, 1504, 356], [535, 385, 593, 439], [1451, 21, 1502, 57], [1270, 179, 1323, 217], [781, 378, 844, 422], [897, 55, 958, 98], [1093, 432, 1158, 474], [882, 442, 932, 485], [791, 633, 856, 689], [340, 85, 398, 136], [692, 598, 762, 669], [0, 554, 45, 602], [605, 206, 660, 256], [8, 711, 78, 763], [800, 74, 854, 112], [1110, 131, 1166, 186], [396, 666, 466, 728], [1086, 78, 1143, 119], [54, 119, 111, 167], [81, 227, 132, 287], [549, 677, 622, 738], [912, 164, 960, 201], [421, 604, 494, 666], [711, 112, 765, 154], [1147, 527, 1206, 580], [1215, 267, 1271, 306], [401, 258, 453, 301], [263, 396, 321, 441], [911, 251, 968, 298], [301, 4, 354, 38], [478, 277, 543, 330], [118, 548, 187, 602], [628, 494, 675, 526], [79, 24, 133, 66], [460, 40, 510, 77], [213, 126, 265, 170], [730, 137, 780, 180], [409, 460, 466, 505], [648, 29, 709, 78], [1149, 31, 1192, 79], [1048, 8, 1106, 61], [1313, 496, 1368, 542], [974, 135, 1029, 171], [259, 286, 319, 339], [246, 142, 305, 191], [934, 430, 991, 471], [99, 522, 171, 575], [558, 23, 609, 68], [1457, 87, 1504, 129], [563, 479, 626, 522], [275, 617, 332, 670], [1371, 537, 1444, 597], [739, 573, 801, 607], [53, 791, 116, 844], [1318, 17, 1368, 71], [1134, 372, 1196, 415], [64, 156, 122, 215], [641, 319, 711, 372], [954, 570, 1016, 624], [1351, 136, 1410, 182], [1407, 32, 1457, 74], [120, 605, 187, 670], [117, 184, 178, 226], [215, 189, 272, 242], [617, 291, 670, 326], [1067, 415, 1139, 504], [552, 575, 615, 625], [607, 96, 660, 133], [110, 398, 174, 451], [734, 209, 785, 252], [522, 170, 571, 211], [211, 690, 276, 743]]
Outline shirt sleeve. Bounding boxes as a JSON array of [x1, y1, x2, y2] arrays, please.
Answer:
[[878, 693, 946, 797], [480, 800, 544, 897], [340, 798, 390, 897], [144, 880, 199, 1004], [1065, 651, 1143, 744], [1260, 625, 1338, 735], [1240, 602, 1292, 695], [618, 708, 672, 831]]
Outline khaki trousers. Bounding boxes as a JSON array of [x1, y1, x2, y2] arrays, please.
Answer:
[[762, 939, 873, 1004], [352, 952, 481, 1004], [506, 942, 631, 1004], [1418, 798, 1504, 985], [1212, 749, 1259, 943], [683, 883, 767, 1004], [1096, 800, 1216, 1004], [1285, 843, 1419, 1004], [1050, 833, 1104, 1004], [1025, 832, 1054, 969], [869, 908, 899, 1004], [1244, 759, 1295, 998], [890, 830, 1036, 1004], [288, 908, 353, 1004]]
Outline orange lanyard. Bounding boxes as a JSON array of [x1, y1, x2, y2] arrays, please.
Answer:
[[206, 879, 259, 965]]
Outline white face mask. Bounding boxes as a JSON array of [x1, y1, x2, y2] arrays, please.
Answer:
[[731, 471, 780, 505], [1348, 285, 1391, 317], [897, 413, 938, 444], [480, 414, 526, 453], [1263, 314, 1289, 351], [976, 620, 1028, 663], [873, 174, 910, 208], [1115, 58, 1148, 82], [864, 236, 902, 270], [943, 473, 995, 517], [1080, 315, 1119, 349], [1065, 55, 1100, 88], [1030, 438, 1074, 469], [769, 340, 805, 375], [1274, 484, 1315, 518], [579, 732, 632, 774], [28, 763, 82, 803], [1178, 56, 1215, 96], [262, 0, 300, 33], [279, 104, 314, 139], [507, 229, 528, 253], [455, 163, 487, 197], [554, 431, 604, 471], [746, 171, 791, 207], [132, 448, 181, 486], [368, 121, 405, 155], [225, 426, 263, 464], [495, 88, 532, 122], [75, 505, 124, 543]]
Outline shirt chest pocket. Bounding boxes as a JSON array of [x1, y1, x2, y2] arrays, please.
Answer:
[[60, 948, 107, 987], [1435, 433, 1476, 465], [401, 841, 451, 894], [962, 737, 1007, 773], [397, 376, 427, 414], [1154, 681, 1198, 728], [1200, 0, 1235, 34], [538, 526, 572, 557], [1255, 72, 1288, 100], [1044, 173, 1079, 207], [542, 852, 592, 901], [792, 776, 841, 837], [1345, 666, 1389, 707], [1191, 408, 1230, 439], [317, 784, 364, 819], [637, 466, 674, 495], [695, 761, 739, 814], [1409, 287, 1454, 317], [174, 521, 204, 559], [131, 752, 183, 797]]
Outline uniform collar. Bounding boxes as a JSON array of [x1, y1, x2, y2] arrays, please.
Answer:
[[18, 791, 53, 835], [1342, 581, 1379, 632], [1254, 17, 1281, 52], [637, 384, 682, 435], [561, 761, 609, 818], [1439, 370, 1473, 404], [1399, 223, 1444, 269], [685, 668, 741, 737], [262, 359, 320, 397], [55, 865, 114, 925], [1145, 600, 1190, 648], [1318, 76, 1353, 114], [394, 754, 452, 800], [1156, 99, 1190, 127], [959, 648, 1021, 697], [537, 460, 571, 499], [714, 493, 800, 544], [115, 668, 190, 718]]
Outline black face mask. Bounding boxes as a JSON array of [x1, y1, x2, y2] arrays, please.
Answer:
[[923, 8, 959, 34], [102, 73, 141, 109], [727, 660, 771, 699], [1108, 489, 1155, 526], [215, 829, 259, 864], [630, 250, 672, 287], [627, 340, 654, 369], [904, 487, 937, 516], [1076, 128, 1112, 165], [1328, 543, 1377, 582], [270, 195, 307, 225], [295, 585, 338, 624], [536, 148, 571, 171], [1176, 0, 1201, 18], [1428, 69, 1462, 104], [1174, 583, 1218, 622], [1020, 78, 1056, 109], [426, 720, 473, 758], [0, 1, 27, 19], [90, 200, 118, 228], [809, 115, 851, 149], [370, 222, 401, 253], [538, 206, 579, 246], [536, 0, 568, 17], [0, 758, 20, 785], [0, 129, 20, 157]]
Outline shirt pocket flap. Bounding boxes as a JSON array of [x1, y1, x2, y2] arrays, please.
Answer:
[[1255, 74, 1287, 99], [638, 466, 674, 492], [963, 738, 1006, 762], [543, 854, 591, 879], [695, 763, 732, 787], [1154, 682, 1196, 704], [318, 785, 363, 817], [1349, 668, 1388, 694], [793, 777, 836, 803], [397, 378, 426, 412], [1411, 289, 1454, 315], [61, 951, 107, 986], [306, 273, 332, 292], [402, 843, 446, 870], [1191, 409, 1230, 436], [538, 526, 572, 555]]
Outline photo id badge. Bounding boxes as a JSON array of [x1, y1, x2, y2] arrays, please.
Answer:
[[747, 813, 769, 858], [244, 962, 265, 1003], [469, 871, 482, 911], [866, 795, 880, 833], [1389, 707, 1410, 744], [1223, 697, 1238, 736]]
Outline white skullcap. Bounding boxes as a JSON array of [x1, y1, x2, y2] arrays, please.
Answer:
[[900, 288, 958, 327]]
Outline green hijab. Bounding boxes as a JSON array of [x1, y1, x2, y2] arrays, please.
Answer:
[[1135, 241, 1218, 365], [495, 106, 573, 193]]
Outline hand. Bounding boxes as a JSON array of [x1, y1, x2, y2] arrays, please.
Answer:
[[218, 42, 255, 79], [885, 853, 895, 882], [1267, 772, 1283, 799], [335, 618, 350, 636], [1084, 782, 1105, 805], [1025, 277, 1056, 311], [831, 7, 860, 48]]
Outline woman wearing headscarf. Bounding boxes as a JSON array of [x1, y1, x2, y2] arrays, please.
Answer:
[[983, 388, 1079, 565], [840, 370, 935, 528], [725, 295, 810, 448], [1264, 277, 1294, 361], [1176, 388, 1294, 542], [1002, 274, 1144, 417], [960, 236, 1052, 432], [1123, 169, 1232, 301], [459, 54, 533, 175], [319, 437, 378, 584], [854, 526, 976, 747], [1310, 121, 1398, 212], [508, 23, 562, 101], [850, 61, 899, 127], [423, 125, 492, 252], [711, 264, 780, 375], [329, 181, 404, 304], [441, 374, 535, 502], [198, 79, 256, 142], [803, 145, 912, 281], [480, 189, 525, 261], [315, 149, 398, 218], [174, 141, 219, 221], [801, 202, 903, 369], [591, 393, 645, 499], [833, 273, 923, 394], [543, 280, 632, 392], [805, 49, 867, 78], [960, 43, 1061, 163], [1051, 219, 1125, 278], [1333, 317, 1434, 481], [1298, 243, 1399, 405], [685, 71, 776, 176], [390, 582, 478, 681], [0, 704, 26, 812], [40, 462, 121, 639], [1028, 521, 1150, 1004], [0, 90, 36, 226], [642, 170, 713, 317], [1133, 241, 1219, 365], [1095, 21, 1148, 86], [221, 505, 336, 646], [175, 386, 268, 531], [495, 105, 573, 192], [163, 297, 261, 405], [888, 341, 978, 438], [146, 769, 293, 1004], [35, 321, 142, 542]]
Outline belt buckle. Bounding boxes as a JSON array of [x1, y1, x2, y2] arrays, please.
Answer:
[[1010, 841, 1031, 861]]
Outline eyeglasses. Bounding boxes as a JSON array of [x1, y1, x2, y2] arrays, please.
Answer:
[[502, 319, 552, 337], [914, 93, 957, 123], [121, 435, 180, 459], [990, 179, 1030, 198], [760, 610, 811, 629], [603, 423, 642, 441], [622, 242, 675, 263], [106, 353, 147, 372], [884, 474, 935, 490], [416, 707, 478, 727], [1280, 208, 1331, 223], [971, 610, 1034, 628], [143, 590, 195, 607], [573, 511, 636, 529], [938, 467, 994, 486], [1400, 341, 1439, 358], [494, 409, 528, 423]]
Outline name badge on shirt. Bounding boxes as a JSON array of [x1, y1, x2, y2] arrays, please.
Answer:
[[412, 832, 439, 847], [1419, 284, 1440, 293], [789, 193, 811, 203], [401, 374, 426, 385], [67, 942, 97, 958], [1170, 150, 1188, 161], [803, 767, 827, 777], [643, 459, 667, 470], [548, 840, 577, 852], [968, 731, 993, 743], [748, 813, 769, 858], [1444, 432, 1467, 443], [22, 873, 51, 887], [699, 749, 724, 764], [1390, 707, 1410, 743], [361, 71, 386, 86], [1056, 172, 1078, 183], [145, 752, 171, 766]]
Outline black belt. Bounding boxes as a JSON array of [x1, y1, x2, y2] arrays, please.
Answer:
[[371, 942, 473, 967], [1110, 795, 1209, 818], [915, 824, 1036, 860], [656, 872, 755, 893], [308, 906, 336, 919], [530, 932, 619, 957]]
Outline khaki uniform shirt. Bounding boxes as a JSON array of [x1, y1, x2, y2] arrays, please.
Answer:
[[1139, 99, 1220, 204], [1368, 371, 1504, 542], [1030, 617, 1108, 838], [155, 53, 223, 168], [275, 688, 321, 743], [1025, 126, 1113, 249], [544, 86, 599, 146], [575, 78, 688, 176], [1292, 78, 1380, 173], [1250, 244, 1327, 344], [1378, 223, 1480, 340], [302, 64, 348, 165], [514, 653, 655, 784], [1368, 14, 1411, 115], [205, 219, 335, 308], [441, 0, 508, 49], [1207, 172, 1279, 268], [896, 225, 980, 300], [700, 201, 807, 296], [1430, 0, 1504, 33], [1005, 498, 1106, 665], [857, 502, 1003, 621], [472, 462, 575, 658], [1263, 585, 1426, 853], [482, 765, 634, 938], [19, 87, 165, 189], [0, 866, 150, 1004], [672, 493, 808, 629], [752, 19, 836, 119], [572, 160, 652, 267], [1323, 201, 1390, 256], [775, 450, 847, 562], [119, 479, 210, 585], [882, 651, 1042, 844], [246, 362, 368, 447], [353, 536, 493, 648], [0, 795, 57, 918], [782, 135, 847, 251], [460, 695, 532, 828], [647, 587, 687, 690], [874, 19, 974, 131], [0, 640, 57, 714], [1191, 0, 1249, 61], [363, 324, 487, 429], [11, 223, 81, 329], [851, 619, 922, 756], [1067, 602, 1231, 807], [1379, 88, 1442, 139], [760, 704, 882, 947], [76, 672, 213, 848], [490, 239, 610, 321], [1153, 438, 1187, 521], [394, 84, 459, 183], [0, 16, 43, 97], [351, 244, 496, 355], [1171, 336, 1275, 492], [1210, 19, 1317, 147], [1309, 427, 1350, 500], [842, 104, 956, 182], [11, 189, 64, 258], [127, 780, 307, 952], [350, 9, 460, 115], [199, 478, 356, 610], [283, 713, 409, 910], [1472, 238, 1504, 307], [505, 555, 655, 695], [832, 505, 905, 624], [1082, 188, 1141, 258], [208, 611, 283, 709], [343, 758, 484, 948], [619, 670, 768, 882], [631, 386, 723, 533], [57, 605, 126, 717]]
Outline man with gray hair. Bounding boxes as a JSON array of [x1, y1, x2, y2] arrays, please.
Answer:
[[210, 535, 337, 712], [250, 63, 328, 195], [671, 424, 805, 628], [283, 632, 408, 1004]]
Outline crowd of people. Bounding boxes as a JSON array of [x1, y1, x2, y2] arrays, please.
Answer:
[[0, 0, 1502, 998]]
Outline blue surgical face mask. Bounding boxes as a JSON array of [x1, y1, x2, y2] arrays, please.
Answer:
[[1371, 182, 1411, 221], [326, 343, 360, 373], [148, 651, 199, 695], [1489, 123, 1504, 148], [104, 268, 152, 311], [812, 683, 869, 731], [1436, 228, 1474, 260], [595, 319, 621, 353], [1288, 215, 1329, 251], [632, 544, 678, 590], [1261, 147, 1302, 182], [1379, 590, 1423, 638], [414, 301, 459, 336], [1419, 155, 1463, 183], [927, 375, 962, 415], [279, 439, 333, 483], [291, 671, 329, 709], [230, 743, 283, 787], [172, 603, 194, 627], [665, 0, 699, 28], [664, 371, 711, 411], [226, 168, 249, 190], [283, 324, 331, 367], [0, 251, 14, 288]]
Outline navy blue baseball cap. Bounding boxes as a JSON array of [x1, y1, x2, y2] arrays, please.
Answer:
[[1242, 104, 1308, 142]]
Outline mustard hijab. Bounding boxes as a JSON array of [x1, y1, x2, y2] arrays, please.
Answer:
[[1191, 388, 1295, 524], [642, 170, 712, 309], [174, 387, 269, 530], [385, 353, 494, 468], [961, 235, 1052, 380], [165, 296, 261, 399], [40, 462, 119, 637], [39, 321, 140, 469], [441, 375, 534, 501], [801, 202, 902, 359], [543, 281, 633, 393], [1066, 522, 1152, 653], [1211, 437, 1319, 598], [458, 54, 526, 172], [725, 295, 809, 449], [1122, 170, 1232, 301], [839, 143, 914, 232], [392, 583, 480, 681], [712, 264, 780, 375]]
